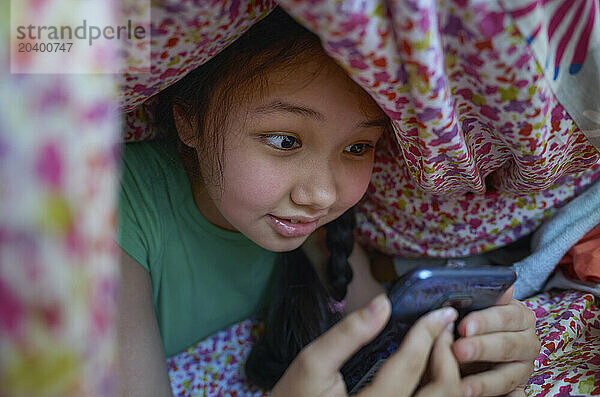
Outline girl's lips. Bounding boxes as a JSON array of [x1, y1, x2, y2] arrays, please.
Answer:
[[267, 214, 320, 238]]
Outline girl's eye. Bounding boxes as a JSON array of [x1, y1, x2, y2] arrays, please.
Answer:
[[264, 134, 301, 150], [344, 143, 374, 155]]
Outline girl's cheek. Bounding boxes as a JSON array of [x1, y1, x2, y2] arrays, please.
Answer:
[[225, 158, 291, 208], [339, 165, 373, 207]]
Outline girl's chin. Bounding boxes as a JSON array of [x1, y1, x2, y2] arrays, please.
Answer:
[[254, 235, 308, 253]]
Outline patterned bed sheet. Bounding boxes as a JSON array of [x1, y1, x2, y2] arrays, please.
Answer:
[[167, 289, 600, 396]]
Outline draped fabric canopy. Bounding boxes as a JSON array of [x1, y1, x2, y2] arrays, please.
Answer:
[[122, 0, 600, 256], [1, 0, 599, 395]]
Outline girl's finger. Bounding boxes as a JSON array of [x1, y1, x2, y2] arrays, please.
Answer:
[[297, 294, 391, 377], [429, 324, 462, 384], [457, 300, 535, 337], [414, 324, 462, 397], [461, 361, 533, 397], [506, 387, 526, 397], [453, 330, 540, 363], [494, 285, 514, 305], [360, 307, 458, 397]]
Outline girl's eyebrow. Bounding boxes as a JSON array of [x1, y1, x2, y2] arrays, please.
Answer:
[[252, 100, 325, 121], [357, 118, 389, 128], [252, 100, 388, 128]]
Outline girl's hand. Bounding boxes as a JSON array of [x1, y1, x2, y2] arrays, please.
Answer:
[[271, 294, 463, 397], [451, 286, 540, 397]]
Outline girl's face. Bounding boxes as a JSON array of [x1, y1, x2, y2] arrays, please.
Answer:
[[182, 57, 386, 252]]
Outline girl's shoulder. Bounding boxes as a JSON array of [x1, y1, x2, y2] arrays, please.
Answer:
[[118, 139, 187, 269], [120, 139, 188, 202], [121, 139, 179, 174]]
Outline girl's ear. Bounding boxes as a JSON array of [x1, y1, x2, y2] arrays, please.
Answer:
[[173, 105, 197, 148]]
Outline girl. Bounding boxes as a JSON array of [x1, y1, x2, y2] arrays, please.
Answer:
[[117, 7, 538, 396]]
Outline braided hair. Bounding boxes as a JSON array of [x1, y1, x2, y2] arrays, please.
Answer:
[[245, 209, 356, 389]]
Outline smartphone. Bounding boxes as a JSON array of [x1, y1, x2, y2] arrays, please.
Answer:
[[344, 266, 516, 394], [389, 266, 517, 323]]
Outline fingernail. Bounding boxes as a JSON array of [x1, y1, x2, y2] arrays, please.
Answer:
[[466, 321, 478, 336], [464, 343, 474, 360], [366, 294, 387, 317], [435, 307, 458, 322], [445, 321, 454, 333], [462, 384, 472, 397]]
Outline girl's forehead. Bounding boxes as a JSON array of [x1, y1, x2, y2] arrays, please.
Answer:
[[246, 56, 384, 118]]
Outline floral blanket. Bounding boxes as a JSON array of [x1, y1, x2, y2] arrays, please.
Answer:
[[525, 291, 600, 396], [3, 1, 599, 396], [121, 0, 600, 258], [167, 290, 600, 396]]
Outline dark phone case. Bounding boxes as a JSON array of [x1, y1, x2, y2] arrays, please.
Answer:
[[389, 266, 516, 322], [344, 266, 516, 394]]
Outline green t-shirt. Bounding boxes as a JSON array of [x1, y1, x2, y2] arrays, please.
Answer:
[[117, 140, 278, 357]]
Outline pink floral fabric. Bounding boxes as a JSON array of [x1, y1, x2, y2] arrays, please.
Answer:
[[0, 1, 120, 396], [120, 0, 600, 257], [168, 320, 268, 397], [166, 290, 600, 396], [276, 0, 600, 257], [2, 1, 598, 396], [524, 290, 600, 396], [120, 0, 277, 141], [503, 0, 600, 149]]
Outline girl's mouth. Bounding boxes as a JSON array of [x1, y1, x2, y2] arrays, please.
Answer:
[[267, 214, 320, 238]]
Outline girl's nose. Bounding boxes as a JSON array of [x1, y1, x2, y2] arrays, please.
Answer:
[[290, 168, 337, 210]]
